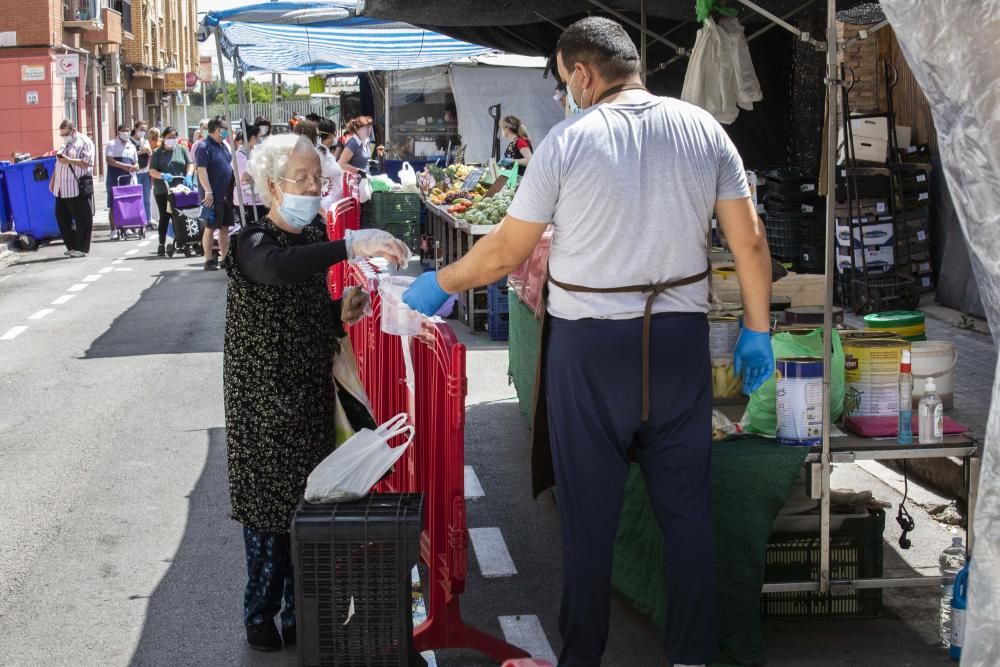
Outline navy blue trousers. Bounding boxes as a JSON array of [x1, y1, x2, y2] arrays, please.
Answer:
[[545, 313, 717, 666], [243, 526, 296, 630]]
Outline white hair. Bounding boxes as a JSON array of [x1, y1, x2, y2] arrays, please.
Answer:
[[248, 134, 317, 206]]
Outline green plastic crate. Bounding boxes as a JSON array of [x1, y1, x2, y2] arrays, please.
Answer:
[[370, 192, 421, 226], [761, 509, 885, 619], [378, 222, 420, 255]]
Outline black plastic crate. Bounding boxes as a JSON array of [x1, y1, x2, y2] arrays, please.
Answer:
[[764, 168, 820, 202], [897, 144, 932, 164], [836, 172, 891, 202], [293, 494, 424, 667], [762, 510, 884, 619], [765, 219, 801, 263], [487, 278, 509, 316]]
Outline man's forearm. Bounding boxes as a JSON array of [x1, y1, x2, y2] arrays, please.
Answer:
[[437, 224, 526, 294], [197, 168, 211, 193], [734, 240, 772, 332]]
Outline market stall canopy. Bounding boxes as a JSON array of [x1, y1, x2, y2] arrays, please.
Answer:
[[359, 0, 874, 58], [198, 1, 495, 73]]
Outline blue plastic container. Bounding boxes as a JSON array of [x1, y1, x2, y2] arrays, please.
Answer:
[[950, 562, 969, 661], [2, 157, 60, 249], [0, 165, 11, 232]]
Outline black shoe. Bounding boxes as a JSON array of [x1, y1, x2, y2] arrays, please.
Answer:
[[246, 622, 282, 652], [204, 261, 217, 271], [281, 625, 296, 646], [157, 244, 166, 257]]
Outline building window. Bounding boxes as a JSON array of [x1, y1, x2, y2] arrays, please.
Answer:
[[64, 78, 79, 127]]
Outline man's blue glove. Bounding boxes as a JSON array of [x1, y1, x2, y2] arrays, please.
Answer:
[[498, 158, 514, 168], [162, 173, 174, 184], [184, 175, 195, 189], [733, 328, 775, 396], [403, 271, 450, 317]]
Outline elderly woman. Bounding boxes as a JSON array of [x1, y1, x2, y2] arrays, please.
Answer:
[[223, 134, 409, 652]]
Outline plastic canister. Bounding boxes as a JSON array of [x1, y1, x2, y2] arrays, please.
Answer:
[[377, 276, 423, 336], [950, 562, 969, 661], [865, 310, 926, 341], [843, 339, 911, 417], [910, 341, 957, 410], [776, 357, 824, 446]]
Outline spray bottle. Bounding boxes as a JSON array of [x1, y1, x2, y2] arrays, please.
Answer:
[[898, 349, 913, 445]]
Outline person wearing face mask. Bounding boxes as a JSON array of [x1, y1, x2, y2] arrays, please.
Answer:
[[402, 17, 775, 667], [223, 133, 411, 653], [189, 118, 210, 163], [195, 116, 235, 270], [105, 122, 139, 240], [236, 124, 267, 223], [150, 126, 195, 256], [254, 116, 272, 140], [337, 116, 373, 177], [498, 115, 533, 175], [316, 118, 344, 213], [131, 120, 154, 227], [51, 119, 96, 258]]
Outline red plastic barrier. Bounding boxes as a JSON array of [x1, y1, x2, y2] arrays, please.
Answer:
[[326, 198, 361, 300], [345, 262, 529, 663]]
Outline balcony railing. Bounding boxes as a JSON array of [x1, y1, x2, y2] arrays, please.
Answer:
[[64, 0, 101, 27], [113, 0, 132, 34]]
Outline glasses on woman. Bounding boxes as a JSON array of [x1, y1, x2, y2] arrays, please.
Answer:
[[280, 175, 331, 190]]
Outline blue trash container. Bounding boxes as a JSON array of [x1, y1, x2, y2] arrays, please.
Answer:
[[0, 163, 11, 233], [2, 157, 60, 250]]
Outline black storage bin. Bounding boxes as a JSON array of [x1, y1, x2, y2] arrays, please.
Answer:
[[293, 494, 424, 667]]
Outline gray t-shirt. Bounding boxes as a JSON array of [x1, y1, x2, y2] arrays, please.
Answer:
[[507, 97, 750, 321]]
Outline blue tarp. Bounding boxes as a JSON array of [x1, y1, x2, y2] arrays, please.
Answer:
[[199, 1, 494, 73]]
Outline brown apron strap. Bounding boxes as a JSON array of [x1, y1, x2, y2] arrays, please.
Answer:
[[548, 268, 710, 421]]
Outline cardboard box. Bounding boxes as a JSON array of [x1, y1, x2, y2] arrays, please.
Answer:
[[912, 260, 933, 274], [850, 116, 889, 141], [838, 133, 888, 164], [836, 246, 896, 274], [836, 221, 895, 248], [895, 125, 912, 149]]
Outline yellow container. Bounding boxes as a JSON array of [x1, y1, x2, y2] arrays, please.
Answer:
[[843, 339, 911, 417]]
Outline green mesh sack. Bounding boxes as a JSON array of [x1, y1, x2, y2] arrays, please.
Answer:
[[744, 328, 845, 436]]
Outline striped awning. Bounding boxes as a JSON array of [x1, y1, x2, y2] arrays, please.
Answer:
[[199, 1, 495, 73]]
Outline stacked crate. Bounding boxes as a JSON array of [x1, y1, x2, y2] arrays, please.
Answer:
[[895, 166, 934, 292], [833, 170, 897, 306], [367, 192, 422, 255], [762, 169, 825, 274], [486, 278, 509, 341]]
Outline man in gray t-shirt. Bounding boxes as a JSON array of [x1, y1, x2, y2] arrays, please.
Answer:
[[404, 17, 774, 666]]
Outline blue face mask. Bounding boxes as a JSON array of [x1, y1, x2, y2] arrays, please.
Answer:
[[220, 129, 230, 141], [277, 186, 322, 231], [566, 71, 582, 115]]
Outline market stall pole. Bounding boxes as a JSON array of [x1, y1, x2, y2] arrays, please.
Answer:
[[213, 28, 247, 229], [232, 47, 260, 223]]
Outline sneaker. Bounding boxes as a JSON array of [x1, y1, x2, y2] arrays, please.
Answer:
[[245, 622, 282, 652], [68, 250, 87, 258], [281, 625, 296, 646], [157, 244, 165, 257], [204, 261, 217, 271], [63, 250, 71, 256], [109, 230, 118, 241]]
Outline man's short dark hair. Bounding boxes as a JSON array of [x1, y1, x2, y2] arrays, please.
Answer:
[[318, 118, 337, 137], [306, 113, 322, 123], [245, 124, 261, 141], [556, 17, 641, 82], [117, 122, 130, 132], [59, 119, 75, 132], [207, 116, 227, 134], [293, 119, 318, 143], [254, 115, 271, 126]]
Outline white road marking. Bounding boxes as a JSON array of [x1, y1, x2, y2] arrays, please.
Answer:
[[465, 466, 485, 499], [113, 268, 133, 272], [51, 295, 75, 305], [99, 267, 114, 274], [138, 240, 151, 247], [67, 284, 89, 292], [112, 259, 125, 264], [125, 249, 139, 256], [27, 309, 54, 320], [0, 274, 13, 283], [469, 527, 517, 578], [82, 274, 103, 282], [1, 326, 28, 340], [499, 615, 558, 664]]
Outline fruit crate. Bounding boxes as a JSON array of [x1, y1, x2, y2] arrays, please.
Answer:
[[378, 222, 421, 255], [293, 494, 424, 667], [370, 192, 421, 226], [488, 311, 509, 341], [762, 509, 884, 620], [487, 278, 510, 316]]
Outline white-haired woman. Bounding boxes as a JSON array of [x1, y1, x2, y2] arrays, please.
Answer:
[[222, 134, 409, 652]]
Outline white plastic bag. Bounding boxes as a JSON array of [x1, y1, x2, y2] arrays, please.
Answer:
[[398, 161, 419, 192], [358, 175, 373, 203], [719, 17, 763, 111], [304, 413, 413, 503], [681, 18, 739, 125]]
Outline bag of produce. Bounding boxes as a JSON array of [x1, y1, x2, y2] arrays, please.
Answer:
[[742, 328, 845, 436]]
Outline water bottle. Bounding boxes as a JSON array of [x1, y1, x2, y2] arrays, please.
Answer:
[[919, 377, 944, 444], [939, 537, 966, 648], [950, 562, 969, 661]]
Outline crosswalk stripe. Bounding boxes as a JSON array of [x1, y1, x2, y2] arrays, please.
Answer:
[[469, 527, 517, 578], [499, 615, 558, 664], [1, 326, 28, 340], [465, 466, 485, 499]]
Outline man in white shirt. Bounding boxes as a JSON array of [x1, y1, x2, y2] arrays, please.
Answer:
[[51, 120, 96, 257]]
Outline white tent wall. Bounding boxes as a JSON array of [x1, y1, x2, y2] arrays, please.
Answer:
[[880, 2, 1000, 665], [449, 64, 565, 164]]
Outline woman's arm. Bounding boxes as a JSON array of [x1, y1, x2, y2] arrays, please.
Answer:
[[237, 227, 349, 286], [516, 145, 533, 166]]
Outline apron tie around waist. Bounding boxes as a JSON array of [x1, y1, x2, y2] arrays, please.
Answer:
[[548, 268, 710, 421]]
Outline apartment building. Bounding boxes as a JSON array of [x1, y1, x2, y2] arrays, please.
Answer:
[[121, 0, 198, 131], [0, 0, 131, 163]]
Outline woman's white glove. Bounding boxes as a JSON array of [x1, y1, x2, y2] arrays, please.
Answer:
[[345, 228, 411, 268], [341, 286, 372, 326]]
